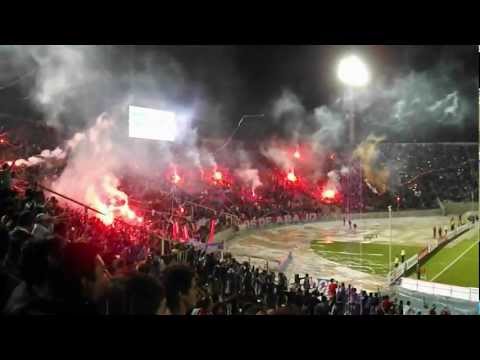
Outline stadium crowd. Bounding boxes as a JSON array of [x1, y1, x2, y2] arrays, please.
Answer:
[[377, 143, 478, 209], [1, 177, 451, 315], [1, 126, 473, 315]]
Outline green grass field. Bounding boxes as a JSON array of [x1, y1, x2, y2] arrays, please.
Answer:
[[413, 228, 479, 288], [311, 240, 423, 276]]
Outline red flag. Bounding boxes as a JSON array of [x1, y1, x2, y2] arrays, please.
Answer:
[[172, 220, 179, 240], [182, 224, 189, 242], [208, 218, 216, 244]]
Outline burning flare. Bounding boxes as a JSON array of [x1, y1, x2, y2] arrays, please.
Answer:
[[322, 189, 336, 199], [287, 170, 297, 182], [85, 174, 140, 225], [213, 170, 223, 181], [171, 173, 181, 184]]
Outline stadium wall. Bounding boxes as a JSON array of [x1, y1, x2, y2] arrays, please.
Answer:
[[393, 280, 478, 315], [345, 209, 443, 219], [304, 208, 443, 221], [220, 208, 445, 267], [238, 208, 443, 231], [442, 200, 478, 216]]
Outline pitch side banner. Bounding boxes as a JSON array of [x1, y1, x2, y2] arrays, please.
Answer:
[[239, 212, 322, 230]]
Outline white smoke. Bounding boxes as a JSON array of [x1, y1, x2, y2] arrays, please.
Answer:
[[309, 106, 345, 150], [427, 91, 459, 117], [14, 45, 108, 128], [234, 148, 262, 191], [361, 68, 472, 138], [200, 147, 217, 169], [325, 170, 340, 192], [327, 170, 339, 184], [270, 89, 346, 150], [260, 143, 294, 172], [50, 114, 119, 206], [272, 89, 305, 120], [13, 148, 65, 167], [269, 60, 473, 148], [12, 130, 88, 168], [235, 168, 262, 191]]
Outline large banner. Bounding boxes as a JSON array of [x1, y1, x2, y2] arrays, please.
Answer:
[[239, 211, 323, 230]]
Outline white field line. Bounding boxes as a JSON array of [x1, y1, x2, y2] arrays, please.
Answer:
[[315, 250, 384, 256], [430, 240, 479, 282]]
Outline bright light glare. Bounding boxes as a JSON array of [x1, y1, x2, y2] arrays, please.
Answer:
[[337, 55, 370, 87], [129, 105, 177, 142], [287, 171, 297, 182], [293, 151, 301, 159], [172, 174, 181, 184], [213, 171, 223, 181], [322, 189, 336, 199]]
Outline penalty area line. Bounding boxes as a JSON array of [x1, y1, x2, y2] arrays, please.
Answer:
[[316, 250, 384, 256]]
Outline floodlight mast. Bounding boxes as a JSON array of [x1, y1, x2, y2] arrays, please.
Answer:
[[337, 54, 371, 251], [337, 55, 370, 146]]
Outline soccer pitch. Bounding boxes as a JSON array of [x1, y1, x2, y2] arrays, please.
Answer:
[[410, 227, 479, 288], [311, 241, 423, 276], [227, 215, 454, 291]]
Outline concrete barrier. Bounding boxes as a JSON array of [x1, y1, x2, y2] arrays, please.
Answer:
[[443, 201, 478, 216]]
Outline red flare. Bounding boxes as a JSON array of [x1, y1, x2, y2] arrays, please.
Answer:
[[322, 189, 336, 199], [171, 173, 181, 184], [213, 171, 223, 181], [293, 151, 300, 159], [86, 175, 140, 225], [287, 171, 297, 182]]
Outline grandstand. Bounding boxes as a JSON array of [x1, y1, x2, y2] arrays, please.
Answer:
[[1, 131, 478, 315], [1, 45, 477, 316]]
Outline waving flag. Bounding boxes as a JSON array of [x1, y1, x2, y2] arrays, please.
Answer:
[[208, 218, 216, 244]]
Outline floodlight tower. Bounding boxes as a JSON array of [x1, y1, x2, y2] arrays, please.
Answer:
[[337, 54, 370, 239], [337, 54, 370, 146]]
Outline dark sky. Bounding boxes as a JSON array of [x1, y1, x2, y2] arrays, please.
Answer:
[[1, 45, 478, 143], [133, 45, 478, 142]]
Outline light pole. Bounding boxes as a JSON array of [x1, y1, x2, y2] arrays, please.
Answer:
[[337, 55, 370, 231], [472, 191, 475, 213], [337, 54, 370, 146], [388, 205, 392, 276]]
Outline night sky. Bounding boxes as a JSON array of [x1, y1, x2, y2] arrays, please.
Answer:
[[0, 45, 478, 143], [155, 45, 478, 143]]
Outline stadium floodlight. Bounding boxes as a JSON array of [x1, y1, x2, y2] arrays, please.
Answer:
[[337, 55, 370, 88]]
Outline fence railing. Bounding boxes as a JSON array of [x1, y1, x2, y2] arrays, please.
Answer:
[[399, 278, 479, 302]]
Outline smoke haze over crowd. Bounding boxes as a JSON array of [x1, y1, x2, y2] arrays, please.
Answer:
[[0, 45, 477, 207]]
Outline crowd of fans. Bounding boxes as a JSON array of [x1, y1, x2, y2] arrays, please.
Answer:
[[377, 143, 478, 209], [1, 176, 453, 315], [1, 126, 475, 315]]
